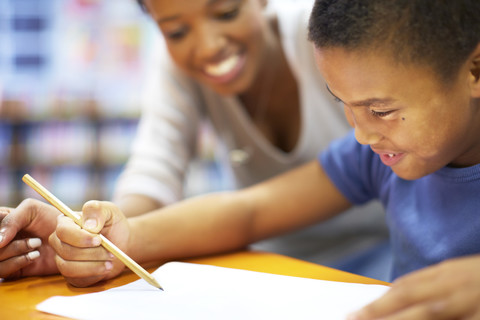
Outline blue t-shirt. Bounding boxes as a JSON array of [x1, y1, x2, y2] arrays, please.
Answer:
[[320, 131, 480, 279]]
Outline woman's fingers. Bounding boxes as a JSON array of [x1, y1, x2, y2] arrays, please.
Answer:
[[0, 237, 42, 278], [0, 238, 42, 260], [0, 247, 40, 278]]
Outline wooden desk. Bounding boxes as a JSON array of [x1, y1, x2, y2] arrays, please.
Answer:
[[0, 251, 389, 320]]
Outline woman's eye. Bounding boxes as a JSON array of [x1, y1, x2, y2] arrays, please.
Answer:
[[370, 109, 394, 118], [216, 7, 240, 21], [165, 28, 188, 40]]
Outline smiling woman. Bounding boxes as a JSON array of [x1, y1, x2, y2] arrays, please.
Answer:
[[112, 0, 389, 276], [145, 0, 275, 97]]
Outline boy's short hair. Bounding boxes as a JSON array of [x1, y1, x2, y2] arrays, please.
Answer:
[[308, 0, 480, 83]]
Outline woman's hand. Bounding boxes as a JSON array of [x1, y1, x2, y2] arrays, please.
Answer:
[[0, 199, 60, 279], [48, 200, 130, 287], [348, 255, 480, 320]]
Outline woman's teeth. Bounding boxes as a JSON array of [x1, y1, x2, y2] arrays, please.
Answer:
[[204, 54, 239, 77]]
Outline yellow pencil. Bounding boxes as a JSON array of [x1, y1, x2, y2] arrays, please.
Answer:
[[22, 174, 163, 290]]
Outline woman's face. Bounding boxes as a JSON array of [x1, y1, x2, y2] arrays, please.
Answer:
[[145, 0, 270, 95]]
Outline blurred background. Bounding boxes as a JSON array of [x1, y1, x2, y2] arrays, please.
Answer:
[[0, 0, 229, 210]]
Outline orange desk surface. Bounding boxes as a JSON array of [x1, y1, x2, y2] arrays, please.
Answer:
[[0, 251, 389, 320]]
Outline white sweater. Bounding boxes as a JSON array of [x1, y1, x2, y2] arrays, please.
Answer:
[[113, 0, 349, 204]]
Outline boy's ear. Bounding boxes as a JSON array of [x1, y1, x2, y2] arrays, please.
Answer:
[[469, 44, 480, 98]]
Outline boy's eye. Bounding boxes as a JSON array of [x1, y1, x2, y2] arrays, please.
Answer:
[[370, 109, 394, 118]]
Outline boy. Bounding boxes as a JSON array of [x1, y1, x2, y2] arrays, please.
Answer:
[[1, 0, 479, 318]]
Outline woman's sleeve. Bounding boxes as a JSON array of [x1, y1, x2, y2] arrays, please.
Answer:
[[112, 47, 204, 205]]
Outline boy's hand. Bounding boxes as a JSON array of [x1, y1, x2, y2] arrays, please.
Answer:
[[0, 199, 60, 279], [348, 255, 480, 319], [49, 200, 130, 287]]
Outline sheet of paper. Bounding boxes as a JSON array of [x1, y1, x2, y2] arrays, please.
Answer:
[[37, 262, 389, 320]]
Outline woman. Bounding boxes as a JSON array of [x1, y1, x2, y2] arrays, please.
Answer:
[[114, 0, 387, 267]]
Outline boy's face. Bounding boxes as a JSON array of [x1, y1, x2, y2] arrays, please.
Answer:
[[314, 47, 480, 180], [145, 0, 269, 96]]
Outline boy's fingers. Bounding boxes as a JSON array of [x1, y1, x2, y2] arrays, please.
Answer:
[[65, 274, 109, 288], [53, 215, 101, 248], [54, 254, 112, 281], [81, 201, 114, 233], [81, 201, 103, 233], [49, 231, 111, 261]]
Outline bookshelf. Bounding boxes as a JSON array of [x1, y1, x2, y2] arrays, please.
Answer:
[[0, 0, 150, 209]]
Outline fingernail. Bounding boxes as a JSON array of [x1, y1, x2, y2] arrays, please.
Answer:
[[27, 250, 40, 260], [28, 238, 42, 249], [84, 218, 97, 231], [105, 261, 113, 271], [92, 236, 102, 246]]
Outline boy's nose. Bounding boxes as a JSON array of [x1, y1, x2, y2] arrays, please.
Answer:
[[344, 107, 382, 145], [354, 123, 382, 146]]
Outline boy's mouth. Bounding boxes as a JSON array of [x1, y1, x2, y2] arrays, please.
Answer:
[[378, 152, 405, 166], [371, 147, 406, 167]]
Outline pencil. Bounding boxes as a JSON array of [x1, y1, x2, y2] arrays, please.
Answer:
[[22, 174, 163, 290]]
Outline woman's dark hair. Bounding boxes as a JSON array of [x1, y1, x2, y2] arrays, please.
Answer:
[[136, 0, 147, 13], [308, 0, 480, 83]]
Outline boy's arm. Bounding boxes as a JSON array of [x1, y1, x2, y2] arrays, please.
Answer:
[[49, 160, 352, 287], [127, 159, 352, 262]]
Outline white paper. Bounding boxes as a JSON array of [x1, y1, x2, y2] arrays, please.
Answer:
[[37, 262, 389, 320]]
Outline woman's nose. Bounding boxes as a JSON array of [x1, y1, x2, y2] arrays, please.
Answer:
[[193, 23, 227, 60]]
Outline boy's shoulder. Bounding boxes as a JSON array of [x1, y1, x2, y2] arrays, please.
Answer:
[[319, 131, 393, 205]]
